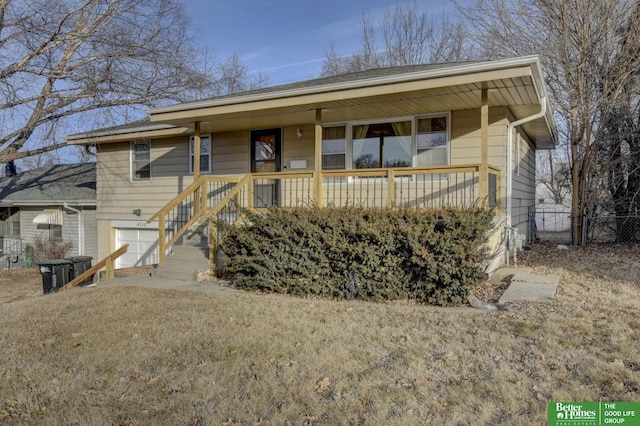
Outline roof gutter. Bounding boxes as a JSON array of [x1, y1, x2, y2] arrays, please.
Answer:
[[63, 203, 84, 255], [3, 201, 96, 207]]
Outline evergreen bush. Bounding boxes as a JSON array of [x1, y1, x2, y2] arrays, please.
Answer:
[[222, 206, 494, 306]]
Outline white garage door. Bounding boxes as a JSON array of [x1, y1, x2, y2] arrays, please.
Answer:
[[115, 228, 159, 268]]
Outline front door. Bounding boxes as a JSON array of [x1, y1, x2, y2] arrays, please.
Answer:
[[250, 128, 282, 207]]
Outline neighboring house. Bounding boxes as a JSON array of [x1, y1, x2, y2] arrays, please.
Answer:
[[67, 56, 557, 272], [0, 163, 98, 267]]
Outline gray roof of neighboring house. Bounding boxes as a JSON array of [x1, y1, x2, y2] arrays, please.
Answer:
[[0, 163, 96, 206]]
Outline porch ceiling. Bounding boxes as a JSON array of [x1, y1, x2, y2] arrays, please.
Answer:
[[157, 75, 552, 148], [169, 78, 536, 128]]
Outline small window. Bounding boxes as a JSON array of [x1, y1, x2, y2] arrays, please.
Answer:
[[131, 141, 151, 181], [11, 217, 20, 237], [189, 134, 212, 174], [2, 207, 20, 237], [417, 116, 448, 167], [322, 126, 346, 170], [49, 224, 62, 240]]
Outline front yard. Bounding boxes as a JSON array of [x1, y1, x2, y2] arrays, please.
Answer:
[[1, 243, 639, 425]]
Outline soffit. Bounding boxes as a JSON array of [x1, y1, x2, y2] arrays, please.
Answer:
[[168, 76, 540, 132], [185, 75, 552, 148]]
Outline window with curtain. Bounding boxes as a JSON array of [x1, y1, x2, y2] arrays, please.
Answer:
[[189, 134, 212, 174], [322, 126, 346, 169], [352, 121, 412, 169], [417, 116, 448, 166], [131, 141, 151, 181]]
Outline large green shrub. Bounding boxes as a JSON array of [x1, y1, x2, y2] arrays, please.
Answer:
[[221, 206, 494, 306]]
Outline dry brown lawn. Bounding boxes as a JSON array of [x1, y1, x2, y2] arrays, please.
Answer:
[[1, 243, 639, 425]]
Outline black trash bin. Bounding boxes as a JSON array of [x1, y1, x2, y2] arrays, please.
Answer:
[[38, 259, 73, 294], [67, 256, 94, 285]]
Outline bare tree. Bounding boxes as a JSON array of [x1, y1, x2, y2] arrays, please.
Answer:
[[320, 1, 469, 77], [537, 150, 571, 205], [457, 0, 640, 243], [215, 53, 272, 96], [0, 0, 265, 166]]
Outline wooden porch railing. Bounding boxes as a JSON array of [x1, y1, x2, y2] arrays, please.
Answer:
[[147, 175, 243, 265], [149, 164, 502, 266]]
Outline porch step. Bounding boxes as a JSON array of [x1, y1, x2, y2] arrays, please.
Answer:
[[153, 244, 210, 282]]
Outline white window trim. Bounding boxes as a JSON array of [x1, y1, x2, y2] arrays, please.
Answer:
[[415, 112, 452, 169], [323, 113, 451, 171], [321, 124, 347, 171], [189, 134, 212, 174], [130, 141, 151, 182]]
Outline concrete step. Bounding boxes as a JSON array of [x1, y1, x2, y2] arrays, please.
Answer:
[[153, 244, 210, 282], [168, 244, 209, 260], [498, 272, 560, 305]]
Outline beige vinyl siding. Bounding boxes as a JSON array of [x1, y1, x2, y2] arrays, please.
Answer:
[[511, 129, 536, 235], [97, 138, 192, 221], [451, 108, 508, 166], [283, 125, 315, 171], [212, 130, 250, 175], [97, 132, 251, 222], [451, 108, 509, 212]]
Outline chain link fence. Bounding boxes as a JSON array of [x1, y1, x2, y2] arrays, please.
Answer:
[[586, 215, 640, 243], [529, 207, 640, 245], [529, 208, 573, 244]]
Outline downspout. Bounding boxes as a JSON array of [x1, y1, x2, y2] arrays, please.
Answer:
[[63, 203, 84, 255], [506, 97, 548, 263]]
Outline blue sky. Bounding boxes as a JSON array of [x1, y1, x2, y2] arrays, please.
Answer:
[[187, 0, 454, 85]]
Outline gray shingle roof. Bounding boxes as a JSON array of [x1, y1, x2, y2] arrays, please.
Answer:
[[203, 61, 481, 101], [0, 163, 96, 205]]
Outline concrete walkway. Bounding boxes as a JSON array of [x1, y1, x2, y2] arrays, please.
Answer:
[[96, 275, 245, 295], [497, 268, 560, 305], [93, 267, 560, 307]]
